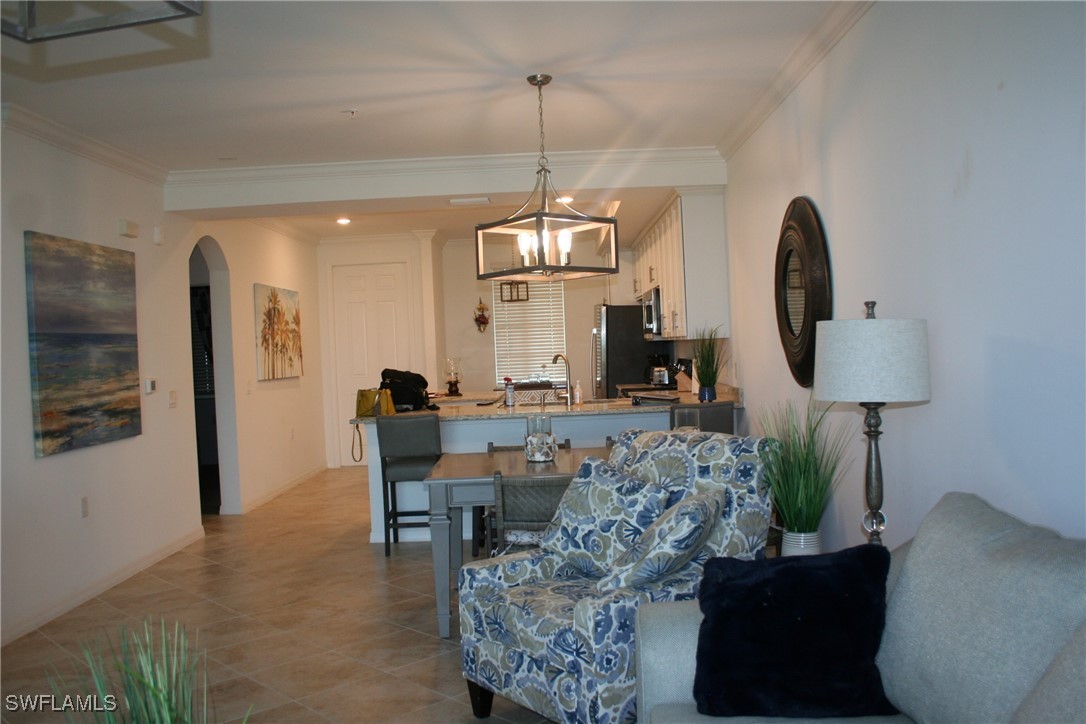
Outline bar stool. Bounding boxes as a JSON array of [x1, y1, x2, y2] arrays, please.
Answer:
[[376, 413, 442, 557]]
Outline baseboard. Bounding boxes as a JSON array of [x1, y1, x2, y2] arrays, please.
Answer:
[[1, 525, 206, 646]]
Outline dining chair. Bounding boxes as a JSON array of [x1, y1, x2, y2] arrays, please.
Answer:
[[375, 413, 442, 557], [669, 401, 735, 434], [474, 439, 571, 556], [490, 471, 575, 555]]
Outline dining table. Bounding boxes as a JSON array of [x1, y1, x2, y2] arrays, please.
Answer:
[[423, 445, 611, 638]]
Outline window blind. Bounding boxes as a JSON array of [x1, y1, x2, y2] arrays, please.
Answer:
[[492, 280, 567, 386]]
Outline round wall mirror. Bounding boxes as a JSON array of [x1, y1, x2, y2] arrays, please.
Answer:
[[774, 197, 832, 387]]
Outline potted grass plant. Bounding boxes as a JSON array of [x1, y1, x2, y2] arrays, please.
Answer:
[[761, 399, 852, 555], [692, 326, 725, 402], [49, 618, 248, 724]]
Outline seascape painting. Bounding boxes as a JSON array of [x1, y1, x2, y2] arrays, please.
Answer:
[[24, 231, 141, 457], [254, 283, 303, 380]]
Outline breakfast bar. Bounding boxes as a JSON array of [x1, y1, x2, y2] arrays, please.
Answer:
[[352, 393, 711, 545]]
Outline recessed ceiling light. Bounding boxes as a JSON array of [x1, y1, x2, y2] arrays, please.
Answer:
[[557, 195, 574, 204], [336, 217, 351, 225]]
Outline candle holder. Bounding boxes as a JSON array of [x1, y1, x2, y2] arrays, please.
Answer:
[[444, 357, 463, 396]]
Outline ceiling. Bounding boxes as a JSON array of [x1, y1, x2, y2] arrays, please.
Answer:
[[1, 1, 864, 243]]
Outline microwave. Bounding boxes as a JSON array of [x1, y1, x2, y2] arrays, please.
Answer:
[[642, 287, 662, 338]]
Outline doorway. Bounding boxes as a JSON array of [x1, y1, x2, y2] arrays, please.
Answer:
[[189, 237, 242, 514], [189, 248, 220, 513], [331, 261, 413, 466]]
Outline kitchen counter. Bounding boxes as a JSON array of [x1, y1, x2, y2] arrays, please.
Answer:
[[352, 393, 697, 425], [353, 385, 741, 425], [351, 385, 742, 545]]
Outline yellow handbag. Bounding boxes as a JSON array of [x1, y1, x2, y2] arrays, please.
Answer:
[[356, 388, 395, 417], [352, 389, 394, 462]]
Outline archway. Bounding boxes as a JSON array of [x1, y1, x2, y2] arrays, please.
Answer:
[[189, 247, 220, 513], [191, 236, 242, 514]]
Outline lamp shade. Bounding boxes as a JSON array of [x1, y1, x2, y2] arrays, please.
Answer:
[[813, 318, 930, 403]]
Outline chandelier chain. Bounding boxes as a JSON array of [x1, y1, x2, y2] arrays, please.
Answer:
[[537, 79, 548, 170]]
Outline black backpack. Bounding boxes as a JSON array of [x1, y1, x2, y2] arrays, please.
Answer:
[[380, 368, 431, 411]]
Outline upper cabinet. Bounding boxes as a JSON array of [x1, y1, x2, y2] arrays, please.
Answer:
[[632, 187, 730, 340]]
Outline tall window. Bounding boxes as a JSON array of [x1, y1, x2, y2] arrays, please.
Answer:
[[492, 281, 566, 386]]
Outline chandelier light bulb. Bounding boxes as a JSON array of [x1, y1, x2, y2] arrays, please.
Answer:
[[557, 229, 572, 253], [557, 229, 572, 265], [517, 232, 535, 265]]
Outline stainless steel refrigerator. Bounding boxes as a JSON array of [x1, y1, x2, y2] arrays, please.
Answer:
[[591, 304, 671, 399]]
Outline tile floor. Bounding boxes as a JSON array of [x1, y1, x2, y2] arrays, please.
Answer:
[[1, 468, 546, 723]]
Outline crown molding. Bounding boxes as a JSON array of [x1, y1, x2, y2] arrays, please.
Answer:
[[164, 147, 724, 188], [244, 217, 321, 245], [718, 1, 875, 159], [2, 103, 168, 185], [164, 146, 727, 213]]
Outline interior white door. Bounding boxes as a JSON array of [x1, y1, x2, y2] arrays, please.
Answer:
[[332, 262, 412, 466]]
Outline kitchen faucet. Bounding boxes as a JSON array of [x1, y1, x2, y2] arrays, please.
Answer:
[[552, 353, 572, 410]]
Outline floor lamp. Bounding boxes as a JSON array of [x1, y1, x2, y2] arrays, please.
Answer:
[[813, 301, 930, 544]]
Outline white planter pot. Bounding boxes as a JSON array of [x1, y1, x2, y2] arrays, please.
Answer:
[[781, 530, 822, 556]]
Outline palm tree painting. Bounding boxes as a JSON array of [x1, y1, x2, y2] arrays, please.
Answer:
[[254, 283, 303, 380]]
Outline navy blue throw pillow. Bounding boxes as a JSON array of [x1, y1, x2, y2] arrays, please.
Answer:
[[693, 544, 898, 718]]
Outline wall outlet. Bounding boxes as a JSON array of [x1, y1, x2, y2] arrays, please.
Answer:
[[81, 497, 89, 518]]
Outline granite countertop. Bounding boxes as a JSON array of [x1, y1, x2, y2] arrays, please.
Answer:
[[352, 387, 741, 424]]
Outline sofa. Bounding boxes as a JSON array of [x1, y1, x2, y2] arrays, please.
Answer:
[[460, 429, 774, 723], [636, 492, 1086, 723]]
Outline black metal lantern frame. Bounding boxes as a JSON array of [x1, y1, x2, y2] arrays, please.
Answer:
[[476, 74, 618, 282]]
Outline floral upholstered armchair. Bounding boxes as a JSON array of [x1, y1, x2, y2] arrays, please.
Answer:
[[459, 429, 773, 723]]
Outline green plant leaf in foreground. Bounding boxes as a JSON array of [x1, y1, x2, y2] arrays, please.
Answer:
[[48, 618, 247, 724]]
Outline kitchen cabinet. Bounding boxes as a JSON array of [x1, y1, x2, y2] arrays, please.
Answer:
[[633, 187, 730, 340]]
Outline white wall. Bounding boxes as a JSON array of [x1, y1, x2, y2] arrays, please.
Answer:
[[726, 2, 1085, 549], [186, 220, 327, 512], [1, 126, 328, 642], [1, 128, 205, 642]]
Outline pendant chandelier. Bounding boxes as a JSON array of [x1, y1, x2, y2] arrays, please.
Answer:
[[476, 74, 619, 281]]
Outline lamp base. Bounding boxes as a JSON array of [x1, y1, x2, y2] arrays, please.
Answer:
[[861, 402, 886, 545]]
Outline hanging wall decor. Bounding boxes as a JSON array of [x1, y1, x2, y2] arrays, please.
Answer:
[[500, 281, 529, 302], [474, 298, 490, 332], [254, 283, 303, 380], [24, 231, 141, 457], [774, 197, 832, 387]]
